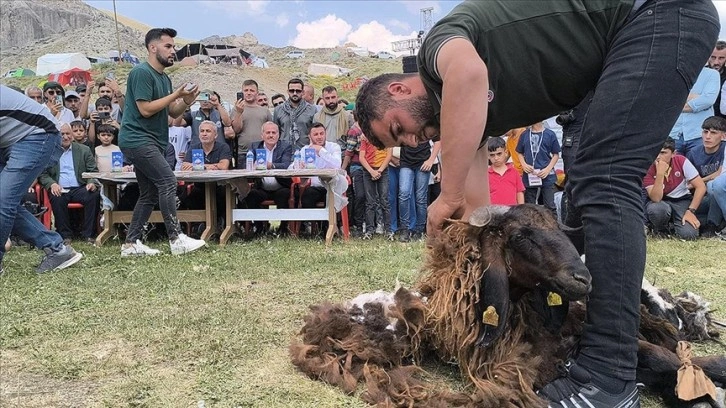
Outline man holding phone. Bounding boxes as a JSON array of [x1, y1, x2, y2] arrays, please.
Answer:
[[42, 82, 75, 124], [118, 27, 206, 256], [231, 79, 272, 168], [181, 89, 231, 148]]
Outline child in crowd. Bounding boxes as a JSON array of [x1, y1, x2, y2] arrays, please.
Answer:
[[95, 124, 123, 173], [487, 136, 525, 206], [516, 121, 560, 216], [70, 120, 94, 156], [359, 134, 392, 239], [168, 114, 191, 171], [88, 96, 120, 145]]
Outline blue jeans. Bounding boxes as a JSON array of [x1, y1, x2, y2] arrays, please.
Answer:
[[707, 174, 726, 226], [673, 135, 702, 157], [0, 132, 64, 263], [398, 166, 429, 233], [565, 0, 718, 380]]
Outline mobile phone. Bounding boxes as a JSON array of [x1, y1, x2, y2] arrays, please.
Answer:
[[197, 92, 210, 101], [236, 91, 244, 101], [97, 111, 110, 120], [184, 83, 196, 91], [55, 95, 63, 105], [105, 72, 115, 80]]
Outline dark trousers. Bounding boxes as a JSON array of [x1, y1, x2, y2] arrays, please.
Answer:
[[245, 187, 291, 232], [524, 177, 557, 217], [565, 0, 717, 381], [301, 186, 327, 208], [362, 168, 390, 233], [49, 186, 100, 240], [121, 144, 181, 242], [349, 165, 366, 229]]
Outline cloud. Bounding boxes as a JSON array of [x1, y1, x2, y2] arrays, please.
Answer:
[[291, 14, 352, 48], [348, 21, 416, 52], [276, 13, 289, 28], [197, 0, 269, 17], [387, 18, 411, 32]]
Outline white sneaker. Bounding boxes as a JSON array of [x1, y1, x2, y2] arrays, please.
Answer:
[[121, 240, 161, 257], [170, 233, 206, 255]]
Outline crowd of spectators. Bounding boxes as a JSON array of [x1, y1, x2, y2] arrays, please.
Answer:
[[8, 40, 726, 245]]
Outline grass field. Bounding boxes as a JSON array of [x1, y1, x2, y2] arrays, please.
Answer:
[[1, 235, 724, 408]]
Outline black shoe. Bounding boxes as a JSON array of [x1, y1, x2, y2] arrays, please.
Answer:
[[398, 229, 411, 242], [36, 245, 83, 274], [410, 231, 425, 241], [701, 223, 719, 238], [716, 227, 726, 241], [537, 361, 640, 408]]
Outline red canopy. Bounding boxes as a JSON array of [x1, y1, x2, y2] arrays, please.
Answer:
[[47, 68, 91, 87]]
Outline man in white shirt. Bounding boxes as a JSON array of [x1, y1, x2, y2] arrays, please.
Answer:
[[300, 122, 342, 208]]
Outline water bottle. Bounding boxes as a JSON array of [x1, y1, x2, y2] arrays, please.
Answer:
[[245, 150, 254, 171], [293, 150, 301, 169]]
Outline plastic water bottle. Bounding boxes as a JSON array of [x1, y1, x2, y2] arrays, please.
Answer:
[[245, 150, 254, 171], [293, 150, 301, 169]]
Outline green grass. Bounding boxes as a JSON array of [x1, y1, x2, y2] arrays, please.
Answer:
[[1, 236, 723, 407]]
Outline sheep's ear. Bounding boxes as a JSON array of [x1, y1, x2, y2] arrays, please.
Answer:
[[531, 287, 570, 333], [474, 258, 510, 348]]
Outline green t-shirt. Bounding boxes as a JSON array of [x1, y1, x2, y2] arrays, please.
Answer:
[[417, 0, 634, 138], [119, 62, 173, 150]]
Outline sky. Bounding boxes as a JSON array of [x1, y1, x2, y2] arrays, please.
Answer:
[[84, 0, 726, 53]]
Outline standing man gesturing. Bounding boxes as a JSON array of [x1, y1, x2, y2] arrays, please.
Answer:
[[119, 28, 206, 256]]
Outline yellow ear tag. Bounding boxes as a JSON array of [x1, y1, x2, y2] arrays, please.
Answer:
[[482, 306, 499, 327], [547, 292, 563, 306]]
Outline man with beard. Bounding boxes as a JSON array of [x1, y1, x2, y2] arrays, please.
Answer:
[[231, 79, 272, 167], [314, 86, 351, 146], [273, 78, 317, 149], [118, 27, 206, 257], [354, 1, 718, 407], [708, 41, 726, 118]]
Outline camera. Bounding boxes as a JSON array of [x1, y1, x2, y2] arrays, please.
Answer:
[[184, 83, 196, 91], [236, 91, 244, 101], [555, 110, 576, 126], [55, 95, 63, 105], [197, 92, 210, 101]]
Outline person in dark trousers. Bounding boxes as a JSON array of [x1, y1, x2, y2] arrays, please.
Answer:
[[0, 85, 83, 275], [355, 1, 719, 407], [118, 27, 206, 256]]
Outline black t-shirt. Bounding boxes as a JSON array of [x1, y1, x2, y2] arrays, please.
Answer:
[[417, 0, 634, 139], [184, 140, 232, 165], [400, 142, 431, 168]]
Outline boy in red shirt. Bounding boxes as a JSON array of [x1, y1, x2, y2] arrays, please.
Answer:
[[359, 134, 393, 239], [487, 137, 524, 206], [643, 138, 706, 239]]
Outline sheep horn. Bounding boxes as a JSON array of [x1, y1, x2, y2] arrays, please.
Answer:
[[468, 207, 493, 227], [557, 219, 583, 233]]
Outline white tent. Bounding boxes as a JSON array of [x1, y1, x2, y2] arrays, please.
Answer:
[[36, 53, 91, 75], [307, 63, 351, 77]]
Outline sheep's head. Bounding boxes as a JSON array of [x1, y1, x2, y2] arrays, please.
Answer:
[[470, 204, 592, 347]]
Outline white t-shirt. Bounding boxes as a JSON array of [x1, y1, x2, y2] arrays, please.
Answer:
[[168, 126, 192, 170], [95, 144, 121, 173]]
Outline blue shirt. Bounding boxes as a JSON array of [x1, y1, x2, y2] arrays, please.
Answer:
[[686, 141, 725, 178], [669, 67, 721, 142], [58, 147, 79, 188], [516, 128, 561, 171]]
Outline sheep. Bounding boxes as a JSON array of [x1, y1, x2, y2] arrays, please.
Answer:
[[290, 204, 725, 408]]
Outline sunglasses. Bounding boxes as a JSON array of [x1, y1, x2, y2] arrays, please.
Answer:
[[273, 102, 284, 107], [288, 89, 303, 94]]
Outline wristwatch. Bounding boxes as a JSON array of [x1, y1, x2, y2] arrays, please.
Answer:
[[687, 207, 697, 213]]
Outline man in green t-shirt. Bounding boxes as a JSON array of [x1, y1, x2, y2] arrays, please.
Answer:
[[355, 1, 719, 407], [118, 27, 206, 257]]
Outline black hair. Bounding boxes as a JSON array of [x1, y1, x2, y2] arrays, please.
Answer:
[[97, 124, 118, 138], [243, 79, 259, 89], [145, 28, 177, 49], [309, 122, 325, 133], [355, 73, 417, 148], [70, 120, 85, 129], [486, 136, 506, 152], [715, 40, 726, 51], [662, 138, 676, 152], [321, 85, 337, 94], [701, 115, 726, 132], [95, 96, 112, 108], [287, 78, 304, 89]]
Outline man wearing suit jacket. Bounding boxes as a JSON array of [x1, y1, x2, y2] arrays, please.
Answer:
[[244, 121, 293, 234], [39, 123, 100, 244]]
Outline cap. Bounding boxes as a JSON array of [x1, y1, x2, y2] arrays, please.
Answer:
[[75, 84, 87, 93], [43, 81, 63, 92], [64, 90, 80, 100]]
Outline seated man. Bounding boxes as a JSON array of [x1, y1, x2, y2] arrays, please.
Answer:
[[182, 120, 232, 231], [643, 138, 706, 240], [243, 122, 293, 234], [300, 122, 342, 208], [686, 116, 726, 237], [39, 123, 100, 244]]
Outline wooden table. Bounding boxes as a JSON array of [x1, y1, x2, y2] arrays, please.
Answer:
[[83, 169, 344, 246]]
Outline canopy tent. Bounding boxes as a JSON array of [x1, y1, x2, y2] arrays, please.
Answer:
[[176, 43, 252, 64], [36, 53, 91, 75], [47, 68, 92, 87], [3, 68, 36, 78]]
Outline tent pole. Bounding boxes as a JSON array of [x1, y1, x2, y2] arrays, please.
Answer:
[[113, 0, 122, 64]]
